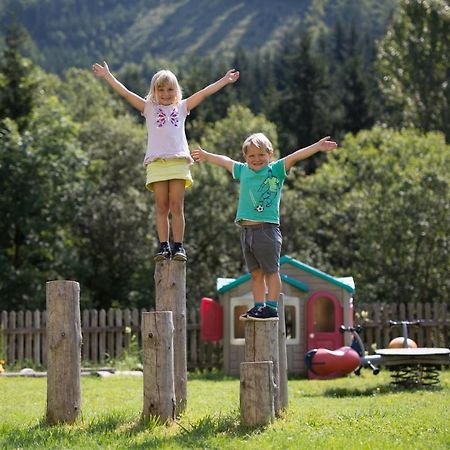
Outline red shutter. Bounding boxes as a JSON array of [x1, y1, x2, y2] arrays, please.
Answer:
[[200, 297, 223, 342]]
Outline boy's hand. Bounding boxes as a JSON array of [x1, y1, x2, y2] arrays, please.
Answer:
[[224, 69, 240, 84], [318, 136, 337, 152], [191, 147, 207, 162], [92, 61, 110, 78]]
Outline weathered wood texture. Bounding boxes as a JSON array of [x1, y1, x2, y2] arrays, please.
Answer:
[[46, 281, 82, 425], [142, 311, 175, 423], [240, 361, 274, 426], [154, 259, 187, 415], [244, 319, 280, 415], [278, 294, 288, 410]]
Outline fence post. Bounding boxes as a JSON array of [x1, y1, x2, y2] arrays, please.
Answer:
[[154, 259, 187, 416], [240, 361, 274, 426], [46, 280, 82, 425], [142, 311, 176, 423], [244, 319, 280, 415]]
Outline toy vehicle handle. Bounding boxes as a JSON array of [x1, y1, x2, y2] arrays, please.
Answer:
[[339, 325, 362, 333]]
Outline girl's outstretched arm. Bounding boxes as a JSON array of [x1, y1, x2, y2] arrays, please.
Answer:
[[282, 136, 337, 171], [186, 69, 240, 112], [92, 61, 145, 112], [191, 147, 235, 174]]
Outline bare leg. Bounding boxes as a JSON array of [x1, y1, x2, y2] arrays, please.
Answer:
[[265, 271, 281, 302], [251, 267, 266, 303], [153, 181, 170, 242], [168, 179, 186, 242]]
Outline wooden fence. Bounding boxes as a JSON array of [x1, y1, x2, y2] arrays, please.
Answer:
[[1, 302, 448, 369], [0, 307, 221, 371]]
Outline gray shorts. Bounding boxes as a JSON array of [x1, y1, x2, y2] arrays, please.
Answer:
[[239, 223, 282, 274]]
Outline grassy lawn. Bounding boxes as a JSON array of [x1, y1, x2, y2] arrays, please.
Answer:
[[1, 370, 449, 449]]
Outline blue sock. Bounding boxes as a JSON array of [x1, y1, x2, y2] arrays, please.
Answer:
[[255, 301, 264, 308], [266, 300, 278, 310]]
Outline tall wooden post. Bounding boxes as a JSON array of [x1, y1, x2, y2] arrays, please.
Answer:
[[278, 294, 288, 410], [154, 259, 187, 415], [142, 311, 176, 423], [244, 319, 280, 415], [46, 280, 82, 425], [240, 361, 275, 426]]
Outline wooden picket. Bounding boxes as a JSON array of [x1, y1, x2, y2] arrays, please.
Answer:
[[0, 302, 448, 368]]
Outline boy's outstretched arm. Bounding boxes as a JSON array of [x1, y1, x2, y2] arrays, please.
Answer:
[[282, 136, 337, 171], [92, 61, 145, 112], [186, 69, 240, 112], [191, 147, 235, 174]]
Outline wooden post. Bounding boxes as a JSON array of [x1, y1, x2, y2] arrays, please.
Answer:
[[244, 319, 280, 415], [154, 259, 187, 415], [46, 280, 82, 425], [278, 293, 288, 410], [142, 311, 176, 423], [240, 361, 274, 426]]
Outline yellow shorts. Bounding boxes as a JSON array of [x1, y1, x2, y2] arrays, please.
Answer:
[[145, 158, 193, 192]]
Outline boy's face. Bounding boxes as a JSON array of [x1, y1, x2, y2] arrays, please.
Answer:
[[244, 144, 272, 171], [156, 83, 176, 105]]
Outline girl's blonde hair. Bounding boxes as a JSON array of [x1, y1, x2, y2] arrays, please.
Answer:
[[242, 133, 274, 155], [146, 70, 182, 104]]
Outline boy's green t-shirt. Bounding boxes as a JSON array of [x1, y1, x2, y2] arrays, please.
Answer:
[[232, 159, 288, 224]]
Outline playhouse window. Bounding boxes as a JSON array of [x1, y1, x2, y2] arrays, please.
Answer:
[[284, 305, 297, 340], [230, 296, 300, 345], [313, 296, 335, 332]]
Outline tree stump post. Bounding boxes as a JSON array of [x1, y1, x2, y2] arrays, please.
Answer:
[[46, 280, 82, 425], [278, 293, 288, 410], [244, 319, 280, 415], [142, 311, 176, 423], [154, 259, 187, 415], [240, 361, 274, 426]]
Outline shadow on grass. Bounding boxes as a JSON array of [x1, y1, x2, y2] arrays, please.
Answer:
[[0, 410, 267, 449], [323, 383, 442, 397], [187, 369, 238, 382]]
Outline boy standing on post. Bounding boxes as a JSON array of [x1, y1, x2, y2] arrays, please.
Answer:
[[192, 133, 337, 320]]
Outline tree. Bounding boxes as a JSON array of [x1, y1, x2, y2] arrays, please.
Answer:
[[283, 127, 449, 304], [376, 0, 450, 140], [0, 22, 36, 132]]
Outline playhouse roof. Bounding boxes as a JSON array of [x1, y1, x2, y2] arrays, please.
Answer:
[[217, 255, 355, 294]]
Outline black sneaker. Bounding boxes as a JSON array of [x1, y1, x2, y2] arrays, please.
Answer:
[[239, 305, 262, 321], [246, 305, 279, 321], [154, 242, 171, 261], [172, 243, 187, 261]]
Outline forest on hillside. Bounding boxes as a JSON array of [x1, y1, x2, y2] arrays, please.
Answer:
[[0, 0, 449, 311]]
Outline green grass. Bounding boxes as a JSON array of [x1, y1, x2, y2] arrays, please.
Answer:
[[1, 370, 449, 449]]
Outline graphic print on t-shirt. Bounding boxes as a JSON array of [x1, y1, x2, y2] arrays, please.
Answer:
[[156, 107, 179, 128], [254, 168, 280, 212]]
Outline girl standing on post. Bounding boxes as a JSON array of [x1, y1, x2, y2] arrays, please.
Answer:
[[92, 61, 239, 261]]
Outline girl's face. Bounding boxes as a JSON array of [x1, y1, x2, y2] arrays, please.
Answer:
[[244, 144, 272, 171], [156, 83, 176, 105]]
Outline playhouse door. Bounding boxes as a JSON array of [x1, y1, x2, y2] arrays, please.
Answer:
[[306, 291, 343, 352]]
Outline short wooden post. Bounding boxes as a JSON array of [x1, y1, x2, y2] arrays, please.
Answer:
[[278, 294, 288, 410], [244, 319, 280, 415], [142, 311, 176, 423], [154, 259, 187, 415], [240, 361, 274, 426], [46, 280, 82, 425]]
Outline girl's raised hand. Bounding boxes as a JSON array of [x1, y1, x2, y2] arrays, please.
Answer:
[[225, 69, 240, 84], [318, 136, 338, 152], [92, 61, 110, 78]]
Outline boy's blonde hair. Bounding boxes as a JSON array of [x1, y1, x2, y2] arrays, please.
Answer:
[[147, 70, 182, 104], [242, 133, 274, 155]]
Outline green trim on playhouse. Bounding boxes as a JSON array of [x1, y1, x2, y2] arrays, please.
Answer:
[[280, 255, 355, 293], [217, 255, 354, 294]]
